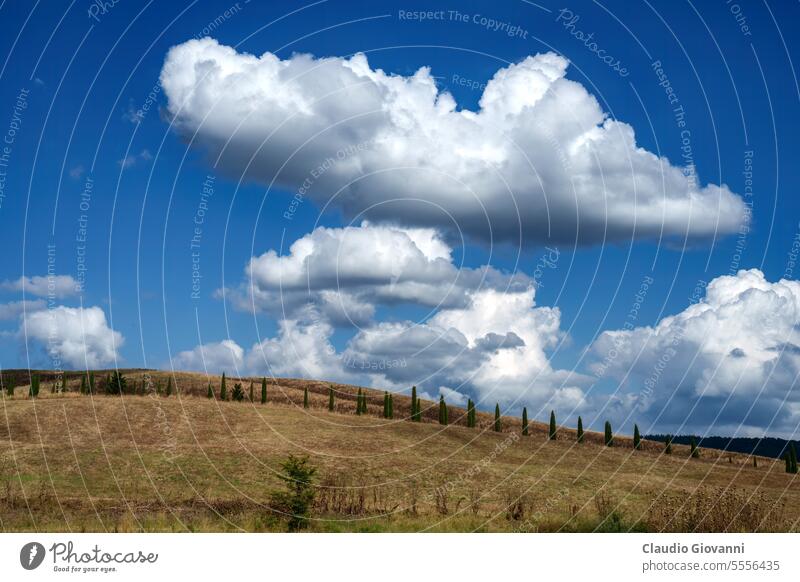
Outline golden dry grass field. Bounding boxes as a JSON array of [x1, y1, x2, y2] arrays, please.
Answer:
[[0, 370, 797, 532]]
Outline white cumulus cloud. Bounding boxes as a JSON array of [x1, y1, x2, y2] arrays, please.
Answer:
[[589, 269, 800, 436], [24, 306, 124, 369], [160, 38, 747, 245]]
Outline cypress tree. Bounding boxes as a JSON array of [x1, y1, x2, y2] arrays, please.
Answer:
[[207, 383, 213, 399], [220, 373, 227, 401], [7, 382, 13, 397], [521, 407, 528, 436], [438, 396, 446, 425], [80, 375, 87, 395], [29, 374, 40, 398], [494, 403, 501, 432], [356, 388, 363, 415], [465, 399, 473, 427], [665, 435, 673, 455], [303, 387, 309, 409], [785, 452, 791, 473], [753, 456, 758, 469], [248, 381, 253, 402], [633, 424, 641, 450], [328, 386, 335, 411], [261, 377, 267, 404], [549, 410, 557, 440], [388, 394, 394, 419], [790, 443, 798, 474], [383, 392, 389, 418], [166, 377, 173, 397], [690, 437, 699, 458], [577, 416, 584, 443], [604, 421, 613, 447], [411, 386, 419, 422], [89, 372, 95, 394]]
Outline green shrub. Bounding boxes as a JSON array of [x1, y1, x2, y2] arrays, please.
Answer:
[[521, 407, 528, 436], [231, 383, 245, 402], [665, 435, 673, 455], [207, 383, 213, 399], [270, 455, 317, 532], [29, 374, 40, 398], [549, 411, 557, 440], [604, 421, 613, 447], [107, 371, 126, 395], [690, 437, 699, 459], [165, 377, 173, 397], [577, 416, 584, 443]]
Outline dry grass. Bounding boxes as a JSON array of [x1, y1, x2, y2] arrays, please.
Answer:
[[0, 370, 797, 532]]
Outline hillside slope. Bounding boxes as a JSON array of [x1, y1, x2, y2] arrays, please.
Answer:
[[0, 370, 797, 532]]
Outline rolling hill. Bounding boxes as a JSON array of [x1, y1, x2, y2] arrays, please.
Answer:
[[0, 369, 797, 532]]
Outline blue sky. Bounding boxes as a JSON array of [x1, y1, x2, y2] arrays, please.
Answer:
[[1, 0, 799, 436]]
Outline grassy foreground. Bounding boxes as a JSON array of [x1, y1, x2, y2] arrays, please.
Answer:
[[0, 371, 797, 532]]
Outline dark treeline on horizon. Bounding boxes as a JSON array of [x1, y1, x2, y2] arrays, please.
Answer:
[[646, 434, 799, 460]]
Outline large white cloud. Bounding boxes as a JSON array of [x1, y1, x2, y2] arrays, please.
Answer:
[[24, 306, 124, 369], [226, 222, 531, 325], [589, 269, 800, 436], [160, 38, 747, 245], [345, 287, 591, 410]]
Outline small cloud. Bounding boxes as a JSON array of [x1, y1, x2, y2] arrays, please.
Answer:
[[1, 275, 79, 298], [118, 149, 153, 168], [123, 98, 144, 124]]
